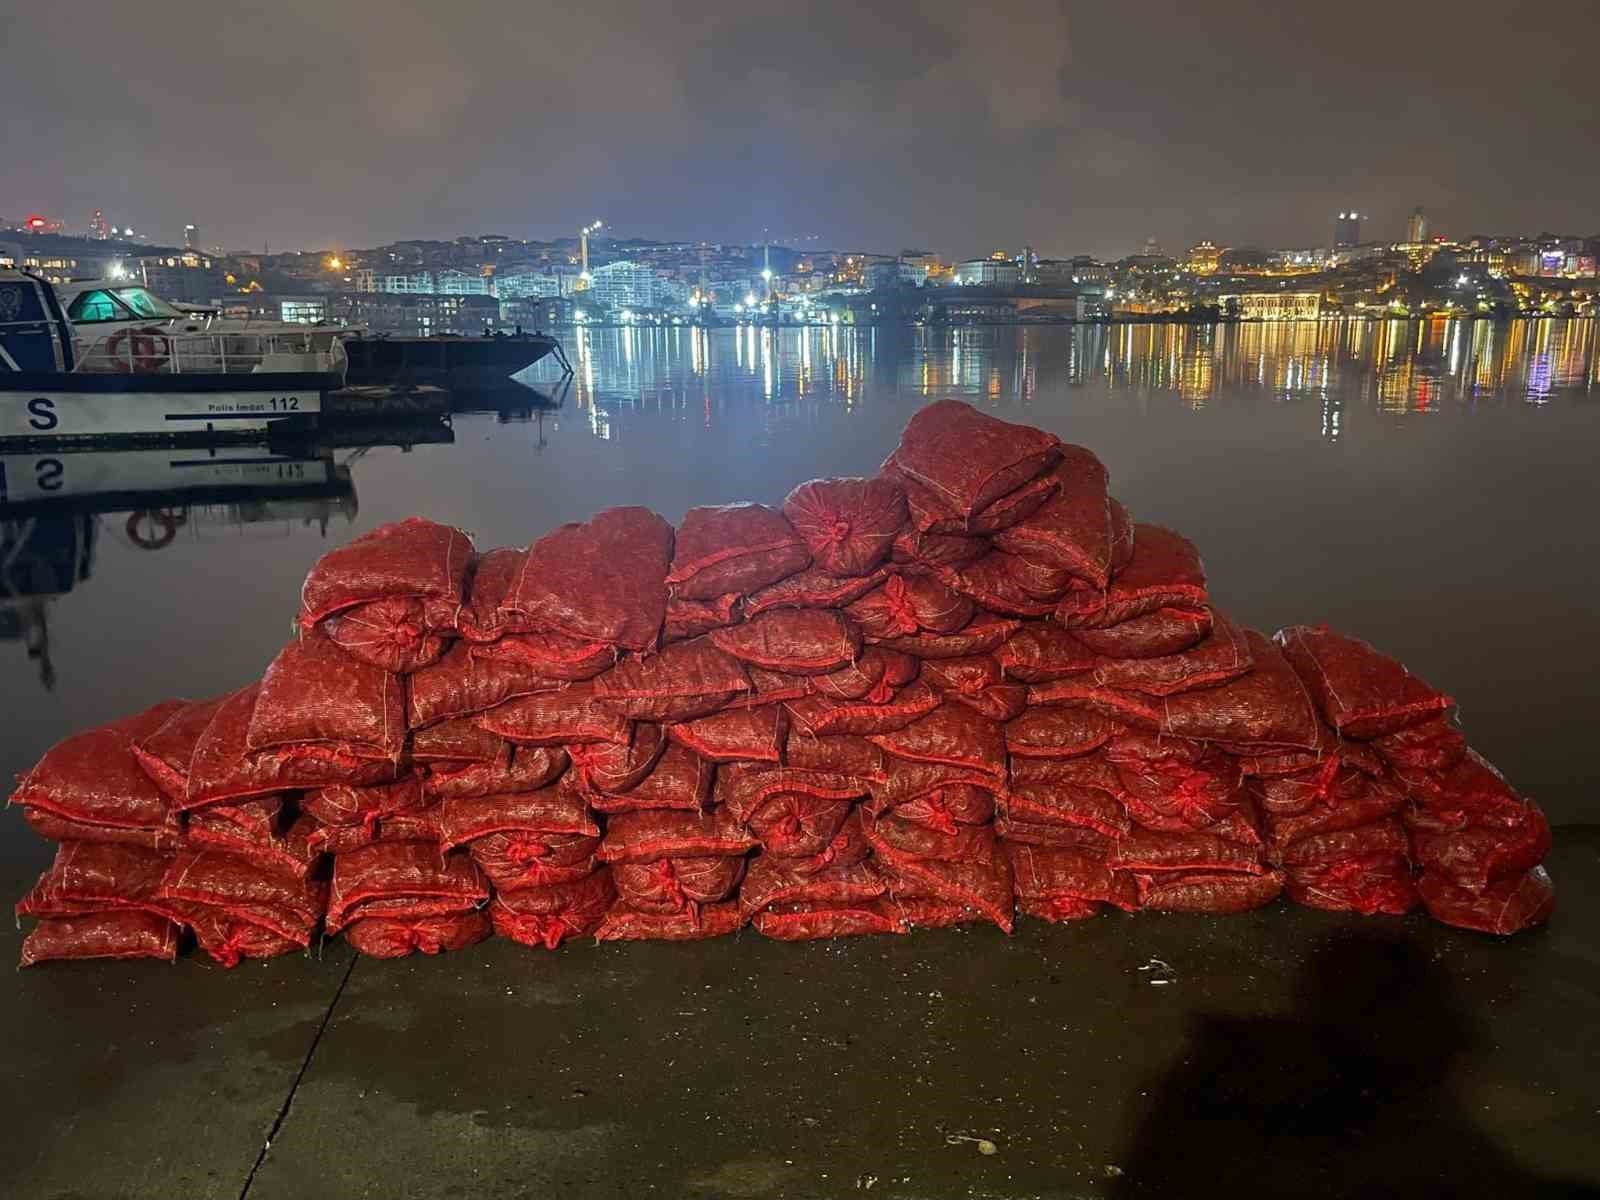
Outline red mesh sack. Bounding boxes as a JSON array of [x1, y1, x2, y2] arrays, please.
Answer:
[[664, 594, 743, 641], [421, 745, 567, 800], [751, 899, 907, 940], [1371, 717, 1468, 772], [881, 399, 1060, 519], [594, 900, 743, 941], [1417, 866, 1554, 935], [710, 609, 861, 675], [437, 786, 599, 853], [1088, 614, 1252, 697], [476, 683, 632, 746], [157, 848, 327, 945], [20, 911, 179, 967], [898, 469, 1059, 536], [1004, 705, 1122, 759], [715, 764, 867, 825], [666, 502, 809, 600], [995, 814, 1115, 855], [743, 565, 888, 617], [468, 629, 617, 681], [1001, 777, 1131, 842], [1397, 750, 1533, 823], [1259, 769, 1406, 855], [668, 705, 786, 763], [1275, 624, 1455, 740], [748, 795, 853, 857], [1231, 719, 1344, 779], [500, 506, 674, 652], [303, 778, 427, 829], [13, 700, 184, 838], [881, 851, 1015, 932], [1128, 869, 1284, 914], [875, 611, 1020, 659], [1055, 524, 1207, 628], [470, 831, 600, 891], [891, 526, 987, 569], [783, 477, 907, 577], [592, 638, 751, 721], [186, 804, 320, 881], [1405, 803, 1551, 895], [567, 723, 666, 794], [811, 646, 919, 703], [739, 854, 885, 919], [1110, 829, 1266, 875], [1277, 818, 1410, 869], [867, 760, 999, 818], [490, 869, 615, 948], [321, 596, 447, 675], [613, 856, 745, 913], [937, 554, 1056, 618], [588, 744, 713, 813], [304, 807, 442, 856], [784, 732, 886, 777], [919, 654, 1000, 695], [16, 842, 170, 920], [184, 688, 394, 808], [785, 681, 940, 737], [884, 784, 994, 833], [1284, 855, 1418, 915], [407, 644, 561, 729], [866, 812, 996, 864], [943, 682, 1026, 722], [131, 694, 229, 800], [1005, 842, 1139, 914], [848, 574, 974, 639], [325, 842, 488, 933], [991, 447, 1132, 590], [22, 809, 179, 852], [1116, 753, 1249, 835], [869, 704, 1006, 779], [995, 623, 1095, 682], [785, 809, 872, 875], [410, 717, 508, 764], [345, 910, 492, 958], [723, 667, 812, 709], [1024, 680, 1161, 729], [599, 808, 757, 862], [1155, 630, 1321, 750], [178, 907, 302, 966], [1075, 607, 1213, 660], [299, 517, 472, 630], [247, 636, 405, 761], [456, 548, 540, 643]]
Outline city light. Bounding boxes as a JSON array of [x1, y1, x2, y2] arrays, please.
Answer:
[[328, 256, 343, 270], [745, 291, 757, 307], [761, 268, 772, 281]]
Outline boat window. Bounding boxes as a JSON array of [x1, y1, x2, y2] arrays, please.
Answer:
[[114, 287, 183, 318], [66, 290, 128, 323]]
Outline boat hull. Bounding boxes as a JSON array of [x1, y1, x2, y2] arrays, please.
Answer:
[[1, 371, 332, 443]]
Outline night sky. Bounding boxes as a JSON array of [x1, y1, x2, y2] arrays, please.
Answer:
[[3, 1, 1596, 257]]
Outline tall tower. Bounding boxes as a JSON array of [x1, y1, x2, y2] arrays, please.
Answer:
[[1334, 212, 1362, 247], [1406, 206, 1427, 244], [184, 223, 199, 250], [89, 209, 108, 240]]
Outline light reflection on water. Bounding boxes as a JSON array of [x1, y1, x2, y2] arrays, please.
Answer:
[[561, 319, 1595, 442]]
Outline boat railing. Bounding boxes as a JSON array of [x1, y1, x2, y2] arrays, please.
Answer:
[[74, 330, 348, 379]]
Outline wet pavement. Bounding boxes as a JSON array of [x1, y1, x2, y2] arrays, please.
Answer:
[[4, 827, 1595, 1200]]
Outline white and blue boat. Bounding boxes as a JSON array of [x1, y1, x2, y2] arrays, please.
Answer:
[[1, 270, 345, 443]]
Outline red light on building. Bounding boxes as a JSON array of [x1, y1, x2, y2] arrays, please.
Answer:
[[25, 214, 47, 230]]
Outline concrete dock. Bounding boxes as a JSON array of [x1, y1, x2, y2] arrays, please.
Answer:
[[3, 829, 1596, 1199]]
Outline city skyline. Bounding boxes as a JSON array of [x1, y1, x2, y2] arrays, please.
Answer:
[[3, 1, 1597, 256]]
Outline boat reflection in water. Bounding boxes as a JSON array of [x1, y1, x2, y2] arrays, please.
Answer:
[[0, 421, 453, 690]]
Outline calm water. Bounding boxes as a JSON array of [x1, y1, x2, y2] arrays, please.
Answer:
[[3, 319, 1596, 857]]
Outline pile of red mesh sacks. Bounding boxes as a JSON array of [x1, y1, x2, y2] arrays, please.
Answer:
[[8, 400, 1555, 966]]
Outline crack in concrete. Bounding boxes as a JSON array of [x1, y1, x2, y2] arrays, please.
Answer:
[[237, 953, 360, 1200]]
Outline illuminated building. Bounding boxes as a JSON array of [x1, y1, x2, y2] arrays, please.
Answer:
[[494, 265, 566, 299], [435, 268, 491, 295], [1219, 290, 1323, 321], [88, 209, 109, 240], [954, 258, 1021, 285], [1406, 207, 1427, 244], [1334, 211, 1362, 247], [133, 251, 225, 303], [1182, 241, 1222, 274], [378, 271, 434, 294], [184, 223, 200, 250]]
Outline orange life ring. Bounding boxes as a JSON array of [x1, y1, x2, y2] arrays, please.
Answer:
[[105, 328, 170, 373], [126, 509, 181, 549]]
